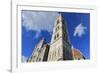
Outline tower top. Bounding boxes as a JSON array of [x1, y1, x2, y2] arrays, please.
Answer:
[[57, 13, 64, 21], [54, 13, 65, 27]]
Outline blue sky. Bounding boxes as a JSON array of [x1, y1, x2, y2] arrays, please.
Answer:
[[21, 10, 90, 62]]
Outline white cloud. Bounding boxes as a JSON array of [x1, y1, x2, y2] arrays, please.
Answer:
[[22, 56, 28, 62], [73, 23, 87, 37], [22, 11, 59, 38]]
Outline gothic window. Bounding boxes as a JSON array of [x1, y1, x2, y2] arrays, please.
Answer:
[[39, 58, 41, 61], [39, 50, 41, 53], [55, 26, 60, 32], [57, 26, 60, 30], [57, 19, 60, 25], [57, 33, 59, 38], [54, 35, 56, 40], [55, 27, 57, 32], [54, 33, 59, 40]]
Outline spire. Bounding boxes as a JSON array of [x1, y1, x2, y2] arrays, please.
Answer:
[[57, 13, 64, 23]]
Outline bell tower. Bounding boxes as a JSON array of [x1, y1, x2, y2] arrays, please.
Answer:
[[48, 13, 73, 61]]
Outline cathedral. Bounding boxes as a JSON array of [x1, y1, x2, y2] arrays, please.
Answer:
[[28, 13, 85, 62]]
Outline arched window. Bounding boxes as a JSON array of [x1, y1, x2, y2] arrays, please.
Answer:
[[57, 33, 59, 38], [55, 26, 60, 32], [54, 35, 56, 40], [39, 58, 41, 61], [57, 19, 60, 25], [54, 32, 59, 40], [57, 26, 60, 30]]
